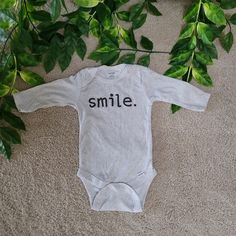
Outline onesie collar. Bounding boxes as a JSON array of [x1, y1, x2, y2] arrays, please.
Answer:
[[95, 64, 128, 83]]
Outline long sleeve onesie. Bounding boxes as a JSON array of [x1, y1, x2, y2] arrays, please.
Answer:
[[13, 64, 211, 213]]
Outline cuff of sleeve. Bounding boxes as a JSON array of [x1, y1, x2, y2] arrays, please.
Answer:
[[199, 92, 211, 112], [12, 92, 24, 112]]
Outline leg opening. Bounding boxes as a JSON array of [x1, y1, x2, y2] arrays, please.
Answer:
[[92, 182, 143, 213]]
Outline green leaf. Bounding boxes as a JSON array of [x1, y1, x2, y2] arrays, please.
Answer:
[[192, 59, 207, 72], [2, 70, 16, 86], [137, 54, 150, 67], [183, 1, 200, 23], [208, 24, 225, 40], [0, 10, 16, 29], [17, 52, 40, 67], [51, 0, 61, 22], [170, 38, 192, 54], [129, 3, 144, 21], [114, 0, 129, 8], [119, 27, 137, 49], [0, 0, 15, 9], [28, 0, 47, 6], [89, 18, 100, 37], [94, 46, 116, 53], [140, 35, 153, 50], [96, 3, 111, 24], [102, 14, 113, 30], [197, 22, 214, 45], [0, 127, 21, 144], [3, 95, 17, 109], [32, 40, 49, 55], [109, 26, 119, 39], [220, 0, 236, 9], [77, 19, 89, 35], [192, 67, 213, 86], [195, 51, 213, 65], [0, 84, 10, 96], [12, 28, 33, 51], [116, 11, 130, 21], [76, 38, 87, 60], [0, 139, 11, 160], [171, 104, 181, 113], [146, 2, 162, 16], [132, 13, 147, 29], [2, 111, 26, 130], [189, 35, 197, 49], [203, 2, 226, 26], [230, 13, 236, 25], [118, 53, 135, 64], [65, 7, 91, 21], [38, 21, 66, 32], [64, 28, 77, 56], [164, 65, 188, 78], [202, 43, 218, 59], [58, 47, 72, 72], [73, 0, 101, 8], [43, 35, 61, 73], [19, 70, 45, 86], [103, 51, 120, 65], [30, 10, 52, 21], [88, 49, 120, 65], [169, 50, 192, 65], [179, 23, 196, 39], [96, 3, 109, 22], [100, 31, 119, 48], [220, 32, 233, 53]]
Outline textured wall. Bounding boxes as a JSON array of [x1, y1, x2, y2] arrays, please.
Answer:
[[0, 0, 235, 235]]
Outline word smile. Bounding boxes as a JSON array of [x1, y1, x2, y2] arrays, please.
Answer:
[[88, 93, 137, 108]]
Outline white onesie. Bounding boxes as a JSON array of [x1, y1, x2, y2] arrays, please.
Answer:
[[12, 64, 211, 213]]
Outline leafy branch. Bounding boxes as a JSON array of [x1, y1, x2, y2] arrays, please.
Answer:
[[164, 0, 235, 113]]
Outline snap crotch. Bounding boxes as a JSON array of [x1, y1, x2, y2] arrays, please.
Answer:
[[77, 165, 157, 213], [92, 182, 142, 212]]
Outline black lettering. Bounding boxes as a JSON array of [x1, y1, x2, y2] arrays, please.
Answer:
[[109, 93, 114, 106], [115, 94, 121, 107], [88, 94, 137, 108], [97, 97, 108, 107], [123, 97, 132, 107], [88, 98, 96, 108]]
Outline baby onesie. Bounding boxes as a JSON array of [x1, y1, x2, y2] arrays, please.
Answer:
[[12, 63, 211, 213]]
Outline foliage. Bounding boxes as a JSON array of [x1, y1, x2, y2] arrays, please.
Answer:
[[164, 0, 235, 112], [0, 0, 235, 159]]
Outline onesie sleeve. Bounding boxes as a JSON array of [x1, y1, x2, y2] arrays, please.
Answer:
[[12, 71, 82, 113], [139, 65, 211, 112]]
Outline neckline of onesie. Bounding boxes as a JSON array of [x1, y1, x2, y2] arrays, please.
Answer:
[[94, 63, 128, 83]]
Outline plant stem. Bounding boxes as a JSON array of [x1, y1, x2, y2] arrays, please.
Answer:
[[226, 18, 232, 32], [0, 24, 18, 64], [119, 48, 170, 54], [186, 0, 202, 82], [186, 54, 194, 82], [88, 11, 96, 23], [8, 54, 17, 95], [23, 0, 39, 33]]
